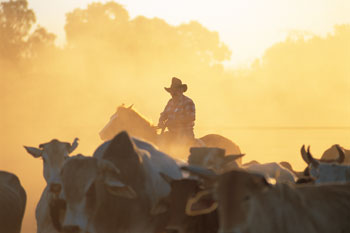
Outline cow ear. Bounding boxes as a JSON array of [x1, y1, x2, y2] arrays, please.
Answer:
[[68, 138, 79, 154], [185, 190, 217, 216], [105, 179, 137, 199], [250, 174, 273, 191], [181, 165, 217, 180], [24, 146, 43, 158]]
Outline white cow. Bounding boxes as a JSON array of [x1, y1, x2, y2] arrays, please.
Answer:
[[242, 162, 297, 183], [58, 131, 182, 233], [301, 144, 350, 184], [24, 138, 78, 233]]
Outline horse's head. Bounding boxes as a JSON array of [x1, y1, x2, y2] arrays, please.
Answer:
[[99, 104, 157, 142]]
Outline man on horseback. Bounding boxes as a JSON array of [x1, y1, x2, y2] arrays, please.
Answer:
[[157, 77, 196, 147], [99, 78, 241, 161]]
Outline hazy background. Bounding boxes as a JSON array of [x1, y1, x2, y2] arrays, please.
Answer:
[[0, 0, 349, 232], [27, 0, 350, 67]]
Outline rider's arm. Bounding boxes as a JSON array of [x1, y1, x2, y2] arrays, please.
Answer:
[[158, 99, 172, 127]]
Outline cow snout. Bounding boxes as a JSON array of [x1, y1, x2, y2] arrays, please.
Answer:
[[50, 183, 62, 194], [63, 225, 81, 233]]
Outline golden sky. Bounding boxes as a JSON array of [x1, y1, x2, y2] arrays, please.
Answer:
[[1, 2, 350, 232], [27, 0, 350, 67]]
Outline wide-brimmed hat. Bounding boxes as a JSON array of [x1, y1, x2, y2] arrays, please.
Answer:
[[164, 77, 187, 93]]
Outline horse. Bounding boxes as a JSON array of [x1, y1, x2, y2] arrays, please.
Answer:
[[99, 104, 242, 164]]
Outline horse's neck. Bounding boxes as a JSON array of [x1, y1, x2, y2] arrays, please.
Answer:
[[125, 120, 157, 144]]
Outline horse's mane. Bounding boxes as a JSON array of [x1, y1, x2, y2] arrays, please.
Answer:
[[117, 105, 155, 130]]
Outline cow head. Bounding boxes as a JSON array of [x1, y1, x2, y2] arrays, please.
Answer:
[[24, 138, 79, 194], [301, 145, 346, 183], [186, 170, 272, 233], [216, 170, 272, 233], [59, 156, 136, 233]]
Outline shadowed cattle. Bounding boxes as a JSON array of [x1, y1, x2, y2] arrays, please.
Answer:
[[58, 131, 182, 233], [187, 169, 350, 233], [187, 147, 295, 183], [301, 145, 350, 183], [24, 138, 78, 233], [0, 171, 27, 233], [183, 159, 296, 184], [152, 174, 218, 233]]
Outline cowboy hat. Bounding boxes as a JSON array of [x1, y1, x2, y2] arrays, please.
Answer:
[[164, 77, 187, 93]]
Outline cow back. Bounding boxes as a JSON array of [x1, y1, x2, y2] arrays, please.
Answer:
[[0, 171, 27, 233]]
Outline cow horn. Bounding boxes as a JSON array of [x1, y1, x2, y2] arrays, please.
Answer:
[[301, 145, 310, 164], [301, 145, 319, 167], [224, 154, 245, 163], [128, 104, 134, 109], [335, 144, 345, 164], [307, 146, 319, 167], [68, 138, 79, 154]]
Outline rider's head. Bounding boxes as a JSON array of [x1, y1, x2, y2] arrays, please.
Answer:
[[170, 89, 182, 99], [164, 77, 187, 99]]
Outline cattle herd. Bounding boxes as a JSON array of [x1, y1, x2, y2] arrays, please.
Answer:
[[1, 131, 350, 233]]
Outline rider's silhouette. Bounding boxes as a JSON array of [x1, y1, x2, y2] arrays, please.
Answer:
[[158, 77, 196, 145]]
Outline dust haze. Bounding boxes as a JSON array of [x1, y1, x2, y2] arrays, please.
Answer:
[[0, 1, 349, 232]]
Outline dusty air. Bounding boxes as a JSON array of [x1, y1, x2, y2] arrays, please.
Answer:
[[1, 0, 350, 233]]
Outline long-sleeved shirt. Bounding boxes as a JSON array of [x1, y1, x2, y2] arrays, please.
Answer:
[[159, 94, 196, 133]]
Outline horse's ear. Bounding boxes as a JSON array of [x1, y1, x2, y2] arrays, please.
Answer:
[[128, 104, 134, 109]]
